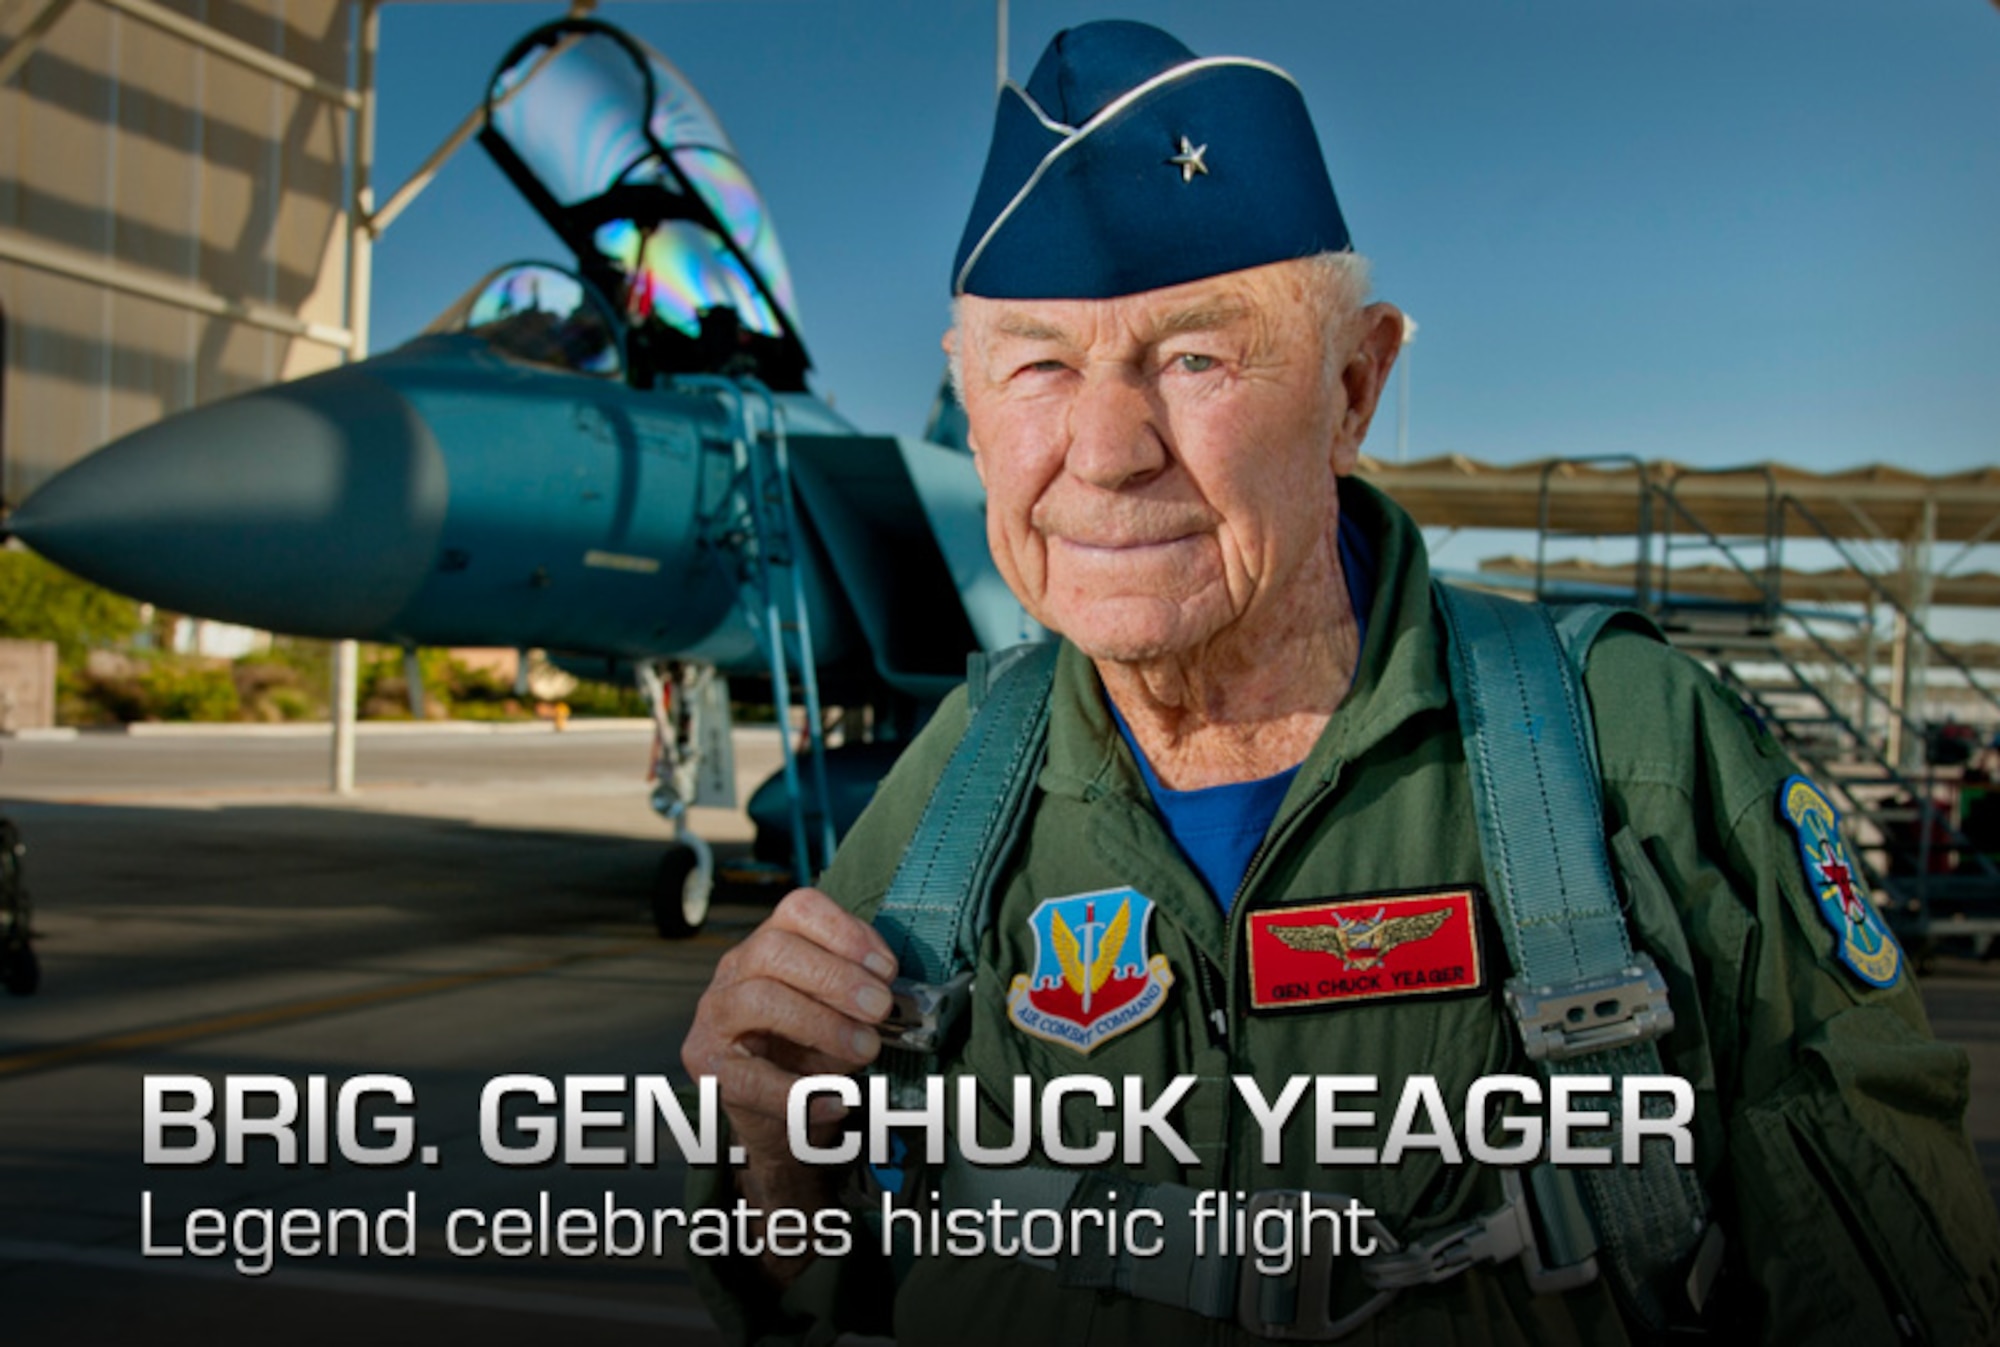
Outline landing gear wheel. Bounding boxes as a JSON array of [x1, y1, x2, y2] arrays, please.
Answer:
[[1, 937, 37, 997], [651, 844, 711, 939], [0, 817, 33, 996]]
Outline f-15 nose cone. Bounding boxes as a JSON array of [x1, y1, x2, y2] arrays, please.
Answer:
[[9, 367, 448, 638]]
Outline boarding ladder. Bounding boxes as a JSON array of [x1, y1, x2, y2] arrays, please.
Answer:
[[1528, 458, 2000, 949], [683, 375, 839, 885]]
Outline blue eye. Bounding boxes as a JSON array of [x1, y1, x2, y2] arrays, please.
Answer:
[[1176, 353, 1218, 373]]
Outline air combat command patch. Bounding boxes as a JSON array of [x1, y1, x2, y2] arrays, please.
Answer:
[[1779, 774, 1902, 988], [1006, 887, 1174, 1054]]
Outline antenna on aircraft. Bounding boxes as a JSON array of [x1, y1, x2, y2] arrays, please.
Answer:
[[1397, 314, 1418, 464]]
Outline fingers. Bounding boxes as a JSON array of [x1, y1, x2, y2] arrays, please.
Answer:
[[705, 977, 883, 1070], [744, 929, 895, 1024], [709, 1047, 854, 1128], [681, 887, 902, 1143], [765, 887, 899, 983]]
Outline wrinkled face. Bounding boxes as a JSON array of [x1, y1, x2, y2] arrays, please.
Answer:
[[952, 260, 1371, 664]]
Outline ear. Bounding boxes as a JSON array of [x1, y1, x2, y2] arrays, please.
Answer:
[[1330, 303, 1405, 475], [942, 328, 991, 482]]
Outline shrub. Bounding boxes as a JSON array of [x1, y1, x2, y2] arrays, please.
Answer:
[[232, 660, 324, 722], [564, 677, 649, 718], [140, 660, 241, 722], [264, 686, 318, 721], [0, 550, 143, 660]]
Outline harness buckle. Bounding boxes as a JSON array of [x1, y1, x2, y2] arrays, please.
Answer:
[[881, 971, 973, 1053], [1505, 951, 1674, 1063], [1234, 1190, 1401, 1341], [1361, 1169, 1599, 1299]]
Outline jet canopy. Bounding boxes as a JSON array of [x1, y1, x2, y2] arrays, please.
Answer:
[[480, 19, 810, 390], [424, 261, 625, 379]]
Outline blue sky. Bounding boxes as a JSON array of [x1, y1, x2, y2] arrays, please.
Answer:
[[369, 0, 2000, 477]]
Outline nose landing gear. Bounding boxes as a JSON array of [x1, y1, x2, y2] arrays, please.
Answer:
[[1, 818, 39, 997]]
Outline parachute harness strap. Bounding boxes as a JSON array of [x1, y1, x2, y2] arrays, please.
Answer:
[[1436, 582, 1712, 1328], [872, 641, 1059, 1103]]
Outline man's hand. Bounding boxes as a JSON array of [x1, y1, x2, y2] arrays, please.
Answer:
[[681, 887, 898, 1212]]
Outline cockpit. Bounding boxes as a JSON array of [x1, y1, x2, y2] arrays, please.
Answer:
[[424, 261, 625, 378], [468, 19, 811, 391]]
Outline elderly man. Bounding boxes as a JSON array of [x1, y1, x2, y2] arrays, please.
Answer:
[[682, 20, 2000, 1345]]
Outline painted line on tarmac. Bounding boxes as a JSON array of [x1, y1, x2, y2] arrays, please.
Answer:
[[0, 1238, 718, 1331], [0, 935, 724, 1081]]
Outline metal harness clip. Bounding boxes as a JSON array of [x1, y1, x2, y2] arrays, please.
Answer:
[[881, 971, 973, 1053], [1504, 951, 1674, 1063], [1363, 1169, 1599, 1299], [1234, 1190, 1401, 1342], [1225, 1170, 1604, 1339]]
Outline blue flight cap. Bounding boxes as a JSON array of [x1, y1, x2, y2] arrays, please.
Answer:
[[952, 20, 1352, 299]]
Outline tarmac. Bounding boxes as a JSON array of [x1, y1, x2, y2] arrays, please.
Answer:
[[0, 723, 1997, 1345], [0, 723, 782, 1346]]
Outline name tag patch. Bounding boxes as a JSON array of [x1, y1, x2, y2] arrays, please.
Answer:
[[1247, 888, 1484, 1011]]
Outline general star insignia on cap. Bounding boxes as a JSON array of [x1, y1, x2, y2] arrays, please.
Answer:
[[952, 19, 1352, 299], [1167, 135, 1208, 182], [1779, 774, 1903, 988]]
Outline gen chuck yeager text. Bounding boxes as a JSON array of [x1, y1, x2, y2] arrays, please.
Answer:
[[143, 1072, 1694, 1169]]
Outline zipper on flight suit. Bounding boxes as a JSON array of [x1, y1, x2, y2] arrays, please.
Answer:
[[1191, 951, 1229, 1048], [1213, 773, 1340, 1186]]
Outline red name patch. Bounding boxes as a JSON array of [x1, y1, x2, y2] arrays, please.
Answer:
[[1246, 889, 1484, 1011]]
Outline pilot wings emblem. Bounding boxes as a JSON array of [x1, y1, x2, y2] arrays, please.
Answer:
[[1245, 889, 1483, 1010], [1268, 906, 1451, 971]]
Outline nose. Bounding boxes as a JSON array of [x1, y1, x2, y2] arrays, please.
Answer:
[[1063, 366, 1167, 491], [8, 366, 448, 637]]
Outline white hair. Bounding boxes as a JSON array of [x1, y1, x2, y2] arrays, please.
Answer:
[[1304, 249, 1376, 348], [945, 250, 1375, 407]]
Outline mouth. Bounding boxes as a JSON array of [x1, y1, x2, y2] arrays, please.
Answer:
[[1047, 519, 1206, 553], [1056, 534, 1195, 553]]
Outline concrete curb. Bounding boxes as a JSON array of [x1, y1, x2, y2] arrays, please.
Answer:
[[104, 718, 657, 739]]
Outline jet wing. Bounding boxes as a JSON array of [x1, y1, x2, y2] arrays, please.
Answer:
[[789, 434, 1042, 703]]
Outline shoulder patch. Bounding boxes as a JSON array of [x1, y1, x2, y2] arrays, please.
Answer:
[[1006, 887, 1174, 1054], [1245, 888, 1485, 1011], [1778, 775, 1903, 988]]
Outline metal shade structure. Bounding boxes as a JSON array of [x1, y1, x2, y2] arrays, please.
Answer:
[[1477, 556, 2000, 610], [1358, 455, 2000, 545]]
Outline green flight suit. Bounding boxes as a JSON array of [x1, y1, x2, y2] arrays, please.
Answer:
[[690, 479, 2000, 1346]]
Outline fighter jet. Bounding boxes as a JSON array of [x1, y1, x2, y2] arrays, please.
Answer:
[[6, 18, 1039, 937]]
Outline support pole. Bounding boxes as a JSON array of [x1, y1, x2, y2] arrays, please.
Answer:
[[332, 0, 378, 795], [403, 647, 425, 720], [367, 104, 481, 237], [350, 0, 378, 366], [1396, 344, 1411, 463], [332, 640, 359, 793], [1897, 501, 1938, 771], [0, 0, 79, 88], [94, 0, 359, 106], [1395, 314, 1417, 464], [1859, 595, 1876, 753]]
